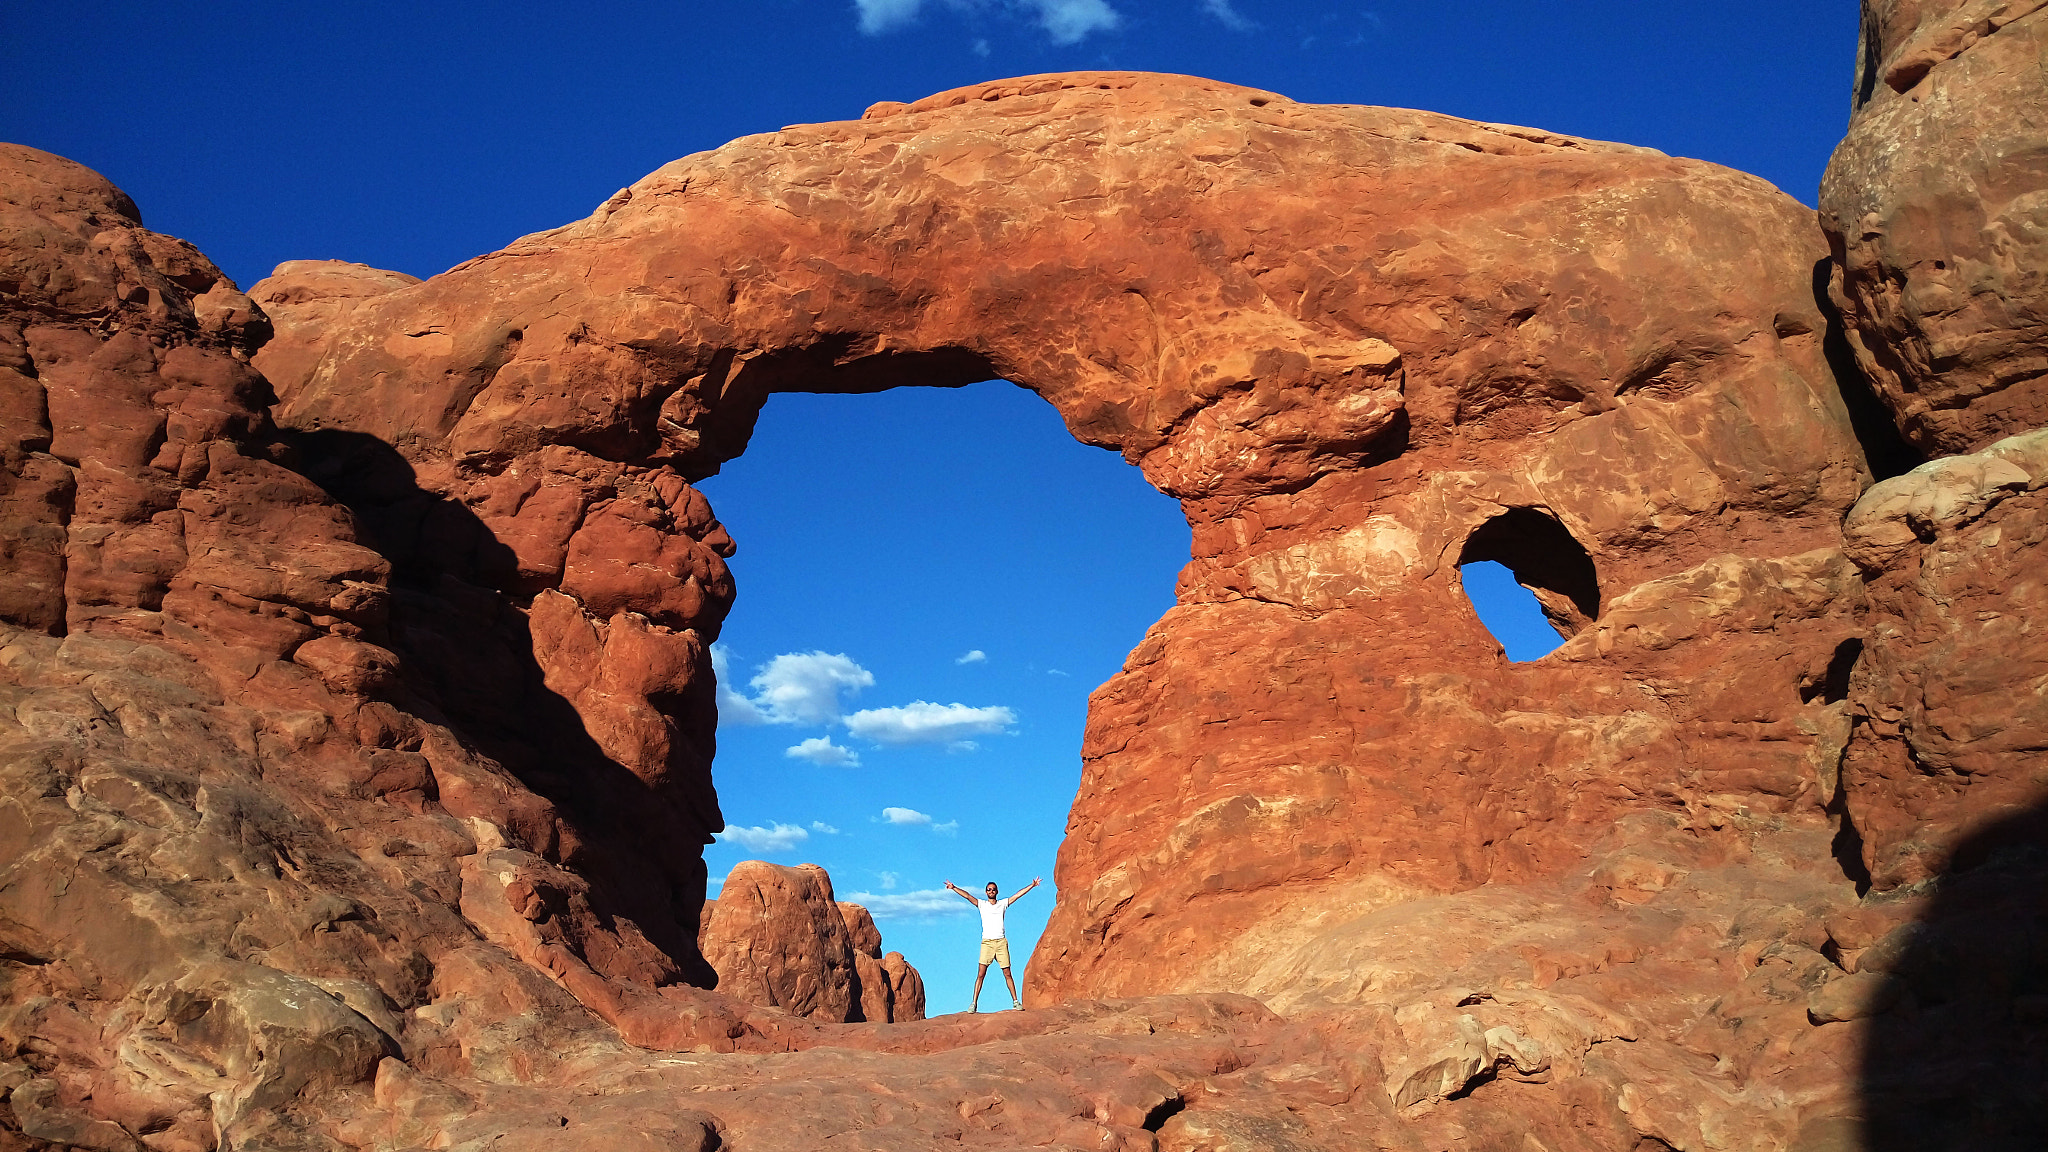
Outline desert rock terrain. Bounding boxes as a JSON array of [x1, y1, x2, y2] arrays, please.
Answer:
[[3, 1, 2045, 1147]]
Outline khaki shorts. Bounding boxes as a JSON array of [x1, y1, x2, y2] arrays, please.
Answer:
[[978, 938, 1011, 967]]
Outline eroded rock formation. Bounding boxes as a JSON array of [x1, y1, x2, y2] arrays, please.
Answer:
[[698, 861, 925, 1023], [1821, 0, 2048, 454], [3, 1, 2045, 1143]]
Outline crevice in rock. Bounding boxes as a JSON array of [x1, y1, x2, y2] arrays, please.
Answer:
[[1802, 637, 1865, 704], [1827, 752, 1874, 898], [1141, 1096, 1186, 1131], [1444, 1066, 1499, 1101], [1811, 257, 1925, 481]]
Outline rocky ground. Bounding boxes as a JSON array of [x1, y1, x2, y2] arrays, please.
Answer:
[[2, 2, 2045, 1148]]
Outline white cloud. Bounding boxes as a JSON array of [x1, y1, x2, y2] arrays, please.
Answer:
[[956, 649, 987, 665], [752, 651, 875, 724], [1047, 668, 1069, 677], [878, 870, 899, 890], [786, 735, 861, 767], [812, 820, 840, 835], [859, 0, 1119, 44], [715, 822, 810, 852], [1025, 0, 1121, 42], [718, 650, 874, 726], [855, 0, 924, 35], [843, 888, 973, 920], [1201, 0, 1255, 31], [711, 645, 768, 725], [879, 807, 960, 835], [845, 701, 1017, 746]]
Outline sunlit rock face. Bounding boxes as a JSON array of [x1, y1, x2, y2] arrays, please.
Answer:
[[5, 38, 2045, 1150], [1820, 0, 2048, 455], [253, 66, 1874, 998], [696, 860, 926, 1023]]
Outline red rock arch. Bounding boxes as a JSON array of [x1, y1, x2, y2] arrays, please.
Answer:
[[246, 72, 1871, 1011]]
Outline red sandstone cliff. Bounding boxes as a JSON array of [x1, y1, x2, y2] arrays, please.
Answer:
[[2, 6, 2044, 1145]]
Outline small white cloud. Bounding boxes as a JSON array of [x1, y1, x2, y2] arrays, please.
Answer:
[[1024, 0, 1121, 43], [707, 874, 725, 891], [948, 740, 980, 753], [843, 888, 972, 920], [812, 820, 841, 835], [972, 36, 991, 56], [878, 870, 899, 890], [787, 735, 861, 767], [845, 701, 1017, 746], [879, 807, 959, 835], [715, 822, 810, 852], [1201, 0, 1255, 31], [1047, 668, 1070, 677], [956, 649, 987, 665], [855, 0, 924, 35]]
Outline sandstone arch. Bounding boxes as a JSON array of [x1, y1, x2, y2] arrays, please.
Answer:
[[18, 38, 2048, 1143], [249, 71, 1876, 1009]]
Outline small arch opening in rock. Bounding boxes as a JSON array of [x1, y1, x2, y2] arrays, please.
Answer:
[[1457, 507, 1601, 660]]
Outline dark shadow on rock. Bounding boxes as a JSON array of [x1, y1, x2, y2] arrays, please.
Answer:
[[276, 427, 719, 988], [1812, 256, 1926, 482], [1860, 800, 2048, 1148]]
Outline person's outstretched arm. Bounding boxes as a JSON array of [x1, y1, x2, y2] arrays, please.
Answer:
[[1009, 877, 1043, 903], [943, 880, 981, 904]]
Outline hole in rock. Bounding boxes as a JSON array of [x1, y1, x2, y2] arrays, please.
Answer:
[[697, 380, 1188, 1016], [1457, 508, 1600, 661], [1801, 637, 1864, 704]]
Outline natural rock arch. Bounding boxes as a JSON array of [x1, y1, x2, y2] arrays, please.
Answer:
[[250, 71, 1879, 1012], [9, 29, 2048, 1143], [1457, 506, 1602, 642]]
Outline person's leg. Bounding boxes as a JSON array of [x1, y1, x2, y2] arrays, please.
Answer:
[[972, 961, 988, 1012], [1000, 964, 1020, 1008]]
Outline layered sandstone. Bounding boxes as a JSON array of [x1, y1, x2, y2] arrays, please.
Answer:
[[4, 24, 2046, 1151]]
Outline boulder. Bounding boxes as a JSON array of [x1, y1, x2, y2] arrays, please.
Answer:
[[700, 862, 923, 1022]]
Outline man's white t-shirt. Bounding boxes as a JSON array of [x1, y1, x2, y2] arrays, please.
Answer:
[[977, 895, 1014, 940]]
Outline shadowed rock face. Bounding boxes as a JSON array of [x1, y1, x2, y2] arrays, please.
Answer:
[[3, 35, 2045, 1152]]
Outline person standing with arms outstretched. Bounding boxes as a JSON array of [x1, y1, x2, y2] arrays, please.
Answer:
[[945, 877, 1040, 1011]]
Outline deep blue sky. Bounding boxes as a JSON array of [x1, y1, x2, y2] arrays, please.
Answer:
[[4, 0, 1862, 1014]]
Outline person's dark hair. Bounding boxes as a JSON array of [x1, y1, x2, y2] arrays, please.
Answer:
[[985, 881, 997, 888]]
